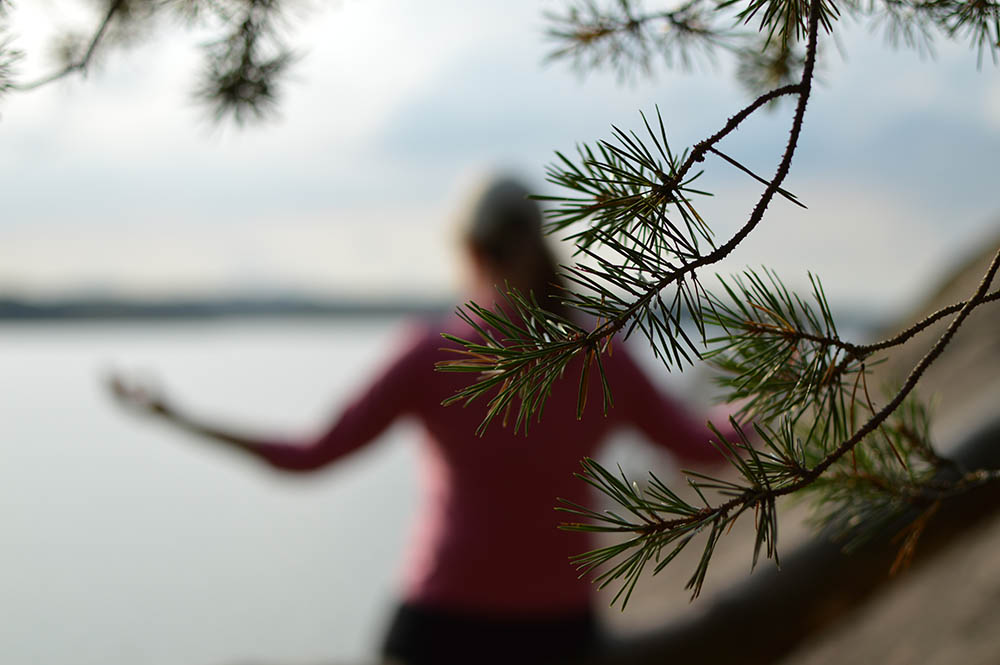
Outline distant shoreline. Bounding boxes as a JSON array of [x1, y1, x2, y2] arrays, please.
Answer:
[[0, 296, 885, 337], [0, 296, 453, 321]]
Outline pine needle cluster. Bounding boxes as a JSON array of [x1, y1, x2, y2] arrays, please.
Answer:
[[443, 0, 1000, 607], [546, 0, 999, 95], [4, 0, 998, 609], [1, 0, 295, 123]]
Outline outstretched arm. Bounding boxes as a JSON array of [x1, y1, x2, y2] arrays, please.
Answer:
[[108, 373, 273, 458], [107, 330, 433, 472]]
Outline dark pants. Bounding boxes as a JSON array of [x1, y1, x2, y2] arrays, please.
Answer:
[[381, 602, 600, 665]]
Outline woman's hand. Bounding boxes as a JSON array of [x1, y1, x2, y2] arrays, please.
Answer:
[[107, 372, 174, 418], [105, 371, 272, 460]]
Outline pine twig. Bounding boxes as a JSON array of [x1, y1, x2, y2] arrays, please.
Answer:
[[12, 0, 125, 91], [860, 288, 1000, 355]]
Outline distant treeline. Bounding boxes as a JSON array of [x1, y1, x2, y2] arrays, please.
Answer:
[[0, 296, 452, 321], [0, 296, 882, 339]]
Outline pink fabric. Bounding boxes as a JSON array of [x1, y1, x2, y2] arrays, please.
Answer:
[[254, 317, 726, 615]]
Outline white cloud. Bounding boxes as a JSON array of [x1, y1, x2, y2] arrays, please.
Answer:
[[700, 177, 958, 318], [1, 0, 997, 305]]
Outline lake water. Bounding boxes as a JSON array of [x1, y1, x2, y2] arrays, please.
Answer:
[[1, 317, 700, 665], [2, 318, 429, 665]]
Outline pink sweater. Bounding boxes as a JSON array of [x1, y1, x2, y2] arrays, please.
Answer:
[[254, 317, 723, 615]]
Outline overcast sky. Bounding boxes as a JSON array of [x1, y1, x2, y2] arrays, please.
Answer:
[[2, 0, 998, 317]]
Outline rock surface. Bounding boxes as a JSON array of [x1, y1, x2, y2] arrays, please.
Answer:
[[599, 229, 1000, 663], [777, 233, 1000, 665]]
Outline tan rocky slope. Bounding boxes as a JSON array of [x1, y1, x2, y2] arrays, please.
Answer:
[[598, 228, 1000, 664]]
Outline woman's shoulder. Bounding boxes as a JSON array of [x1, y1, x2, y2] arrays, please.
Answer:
[[386, 312, 480, 362]]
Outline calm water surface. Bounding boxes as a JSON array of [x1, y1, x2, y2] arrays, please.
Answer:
[[2, 318, 424, 665], [1, 317, 700, 665]]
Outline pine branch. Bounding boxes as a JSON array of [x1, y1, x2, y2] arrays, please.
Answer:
[[545, 0, 997, 98], [703, 269, 864, 429], [544, 0, 1000, 606], [574, 248, 1000, 605], [0, 27, 20, 98], [546, 0, 739, 77], [539, 111, 716, 260], [440, 0, 825, 606], [8, 0, 296, 124], [722, 0, 841, 47], [194, 2, 297, 125], [445, 0, 823, 423], [810, 248, 1000, 479], [864, 0, 1000, 66], [859, 288, 1000, 355], [12, 0, 125, 91], [678, 82, 802, 178], [437, 290, 601, 435]]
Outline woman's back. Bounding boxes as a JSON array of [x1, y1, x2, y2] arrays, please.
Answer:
[[396, 318, 615, 614], [108, 176, 726, 664], [252, 313, 722, 617]]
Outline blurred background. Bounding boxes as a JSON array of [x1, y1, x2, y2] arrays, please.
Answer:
[[2, 0, 998, 664]]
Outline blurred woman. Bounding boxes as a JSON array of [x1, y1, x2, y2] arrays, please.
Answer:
[[110, 177, 726, 665]]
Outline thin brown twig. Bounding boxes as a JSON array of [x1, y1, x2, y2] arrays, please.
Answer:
[[572, 0, 819, 351], [859, 359, 908, 469], [809, 248, 1000, 478], [859, 287, 1000, 355], [826, 284, 1000, 396], [12, 0, 124, 91], [450, 0, 822, 433], [679, 83, 802, 179], [636, 247, 1000, 537], [741, 320, 864, 355], [547, 0, 731, 58], [727, 269, 998, 395], [451, 42, 811, 398]]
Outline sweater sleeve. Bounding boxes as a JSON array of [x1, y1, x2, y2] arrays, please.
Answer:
[[606, 344, 728, 465], [253, 329, 435, 472]]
